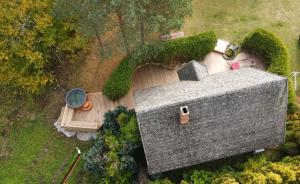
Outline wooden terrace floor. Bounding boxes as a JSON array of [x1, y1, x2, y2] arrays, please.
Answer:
[[62, 65, 180, 131], [60, 51, 264, 131]]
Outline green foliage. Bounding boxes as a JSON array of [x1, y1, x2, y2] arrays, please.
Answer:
[[286, 130, 295, 142], [54, 0, 111, 58], [183, 170, 213, 184], [283, 118, 300, 156], [84, 106, 141, 183], [0, 114, 90, 183], [104, 31, 217, 100], [211, 173, 239, 184], [241, 28, 298, 113], [265, 172, 283, 184], [166, 156, 300, 184], [54, 0, 193, 56], [102, 106, 128, 135], [120, 115, 141, 145], [136, 0, 192, 44], [83, 136, 107, 175], [281, 142, 300, 156], [150, 178, 175, 184], [0, 0, 85, 95], [117, 112, 130, 125], [238, 171, 267, 184]]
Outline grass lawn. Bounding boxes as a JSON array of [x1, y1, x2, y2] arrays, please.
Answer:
[[184, 0, 300, 72], [0, 114, 91, 184]]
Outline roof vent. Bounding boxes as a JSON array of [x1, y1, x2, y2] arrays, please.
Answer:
[[180, 106, 189, 124]]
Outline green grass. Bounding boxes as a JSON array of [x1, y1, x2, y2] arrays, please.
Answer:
[[184, 0, 300, 72], [0, 114, 91, 184]]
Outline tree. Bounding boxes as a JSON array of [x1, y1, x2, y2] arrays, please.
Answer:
[[109, 0, 192, 48], [54, 0, 192, 57], [0, 0, 83, 95], [135, 0, 193, 45], [107, 0, 142, 54], [54, 0, 111, 57]]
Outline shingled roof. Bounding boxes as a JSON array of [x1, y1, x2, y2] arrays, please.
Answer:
[[134, 67, 287, 174]]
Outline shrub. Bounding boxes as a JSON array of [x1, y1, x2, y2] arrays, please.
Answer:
[[120, 115, 141, 146], [212, 173, 239, 184], [84, 106, 141, 183], [295, 131, 300, 144], [266, 172, 283, 184], [117, 112, 130, 125], [237, 171, 267, 184], [152, 156, 300, 184], [183, 170, 214, 184], [83, 136, 107, 175], [286, 130, 295, 142], [269, 163, 297, 182], [241, 28, 298, 113], [150, 178, 174, 184], [102, 106, 128, 135], [104, 31, 217, 100], [281, 142, 300, 156]]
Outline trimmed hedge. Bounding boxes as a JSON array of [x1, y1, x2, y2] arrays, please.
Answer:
[[104, 31, 217, 100], [241, 28, 298, 113]]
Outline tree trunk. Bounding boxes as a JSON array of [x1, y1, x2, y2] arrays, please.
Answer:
[[140, 21, 145, 46], [93, 26, 105, 58], [95, 33, 105, 55], [116, 10, 130, 55]]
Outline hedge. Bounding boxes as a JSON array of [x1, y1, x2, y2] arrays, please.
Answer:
[[241, 28, 298, 113], [103, 31, 217, 100]]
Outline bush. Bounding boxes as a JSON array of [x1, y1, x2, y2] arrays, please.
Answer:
[[286, 130, 295, 142], [104, 31, 217, 100], [117, 112, 130, 125], [266, 172, 283, 184], [150, 178, 174, 184], [120, 115, 141, 145], [83, 136, 107, 175], [84, 106, 141, 183], [241, 28, 298, 113], [183, 170, 213, 184], [238, 171, 267, 184], [285, 119, 300, 154], [281, 142, 300, 156], [154, 156, 300, 184], [212, 173, 239, 184], [102, 106, 128, 135]]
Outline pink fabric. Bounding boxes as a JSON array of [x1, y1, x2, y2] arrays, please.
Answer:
[[231, 62, 240, 70]]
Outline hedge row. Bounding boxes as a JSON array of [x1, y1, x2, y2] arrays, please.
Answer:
[[282, 115, 300, 156], [241, 28, 298, 113], [151, 156, 300, 184], [103, 31, 217, 100]]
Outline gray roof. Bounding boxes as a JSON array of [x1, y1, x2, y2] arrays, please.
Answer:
[[134, 68, 287, 174], [135, 68, 285, 113], [177, 60, 208, 81]]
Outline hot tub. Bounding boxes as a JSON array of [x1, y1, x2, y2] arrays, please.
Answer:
[[65, 88, 87, 109]]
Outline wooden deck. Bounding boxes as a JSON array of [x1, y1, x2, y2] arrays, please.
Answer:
[[59, 51, 264, 132], [60, 65, 180, 132]]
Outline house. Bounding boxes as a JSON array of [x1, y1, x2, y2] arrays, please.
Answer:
[[134, 62, 287, 175]]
